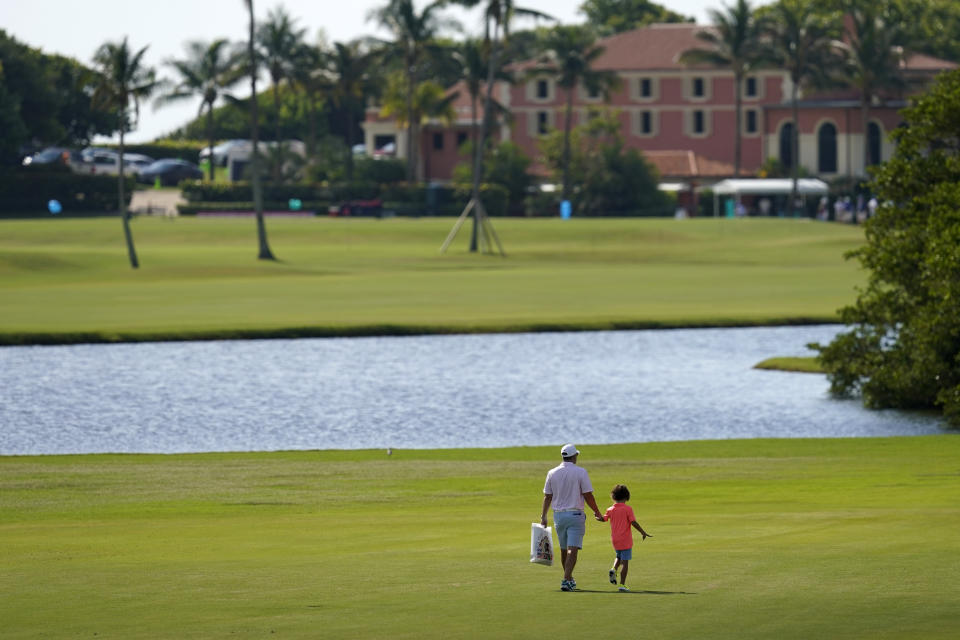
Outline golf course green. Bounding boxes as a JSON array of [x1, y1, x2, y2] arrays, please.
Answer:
[[0, 216, 864, 344], [8, 216, 954, 638], [1, 438, 958, 638]]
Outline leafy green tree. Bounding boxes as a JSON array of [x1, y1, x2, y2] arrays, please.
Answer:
[[839, 0, 911, 175], [579, 0, 692, 34], [680, 0, 766, 178], [0, 31, 115, 163], [535, 25, 619, 203], [91, 38, 159, 269], [452, 140, 532, 209], [444, 0, 552, 253], [289, 41, 328, 171], [324, 40, 380, 181], [815, 69, 960, 424], [243, 0, 275, 261], [380, 70, 457, 171], [257, 5, 307, 182], [539, 108, 670, 216], [895, 0, 960, 68], [369, 0, 455, 182], [760, 0, 842, 211], [157, 39, 245, 180]]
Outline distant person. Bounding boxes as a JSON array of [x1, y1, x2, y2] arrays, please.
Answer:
[[759, 198, 771, 217], [868, 197, 878, 218], [817, 196, 829, 221], [540, 444, 605, 592], [603, 484, 652, 592]]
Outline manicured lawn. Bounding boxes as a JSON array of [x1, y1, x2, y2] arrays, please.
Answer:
[[1, 437, 958, 638], [0, 216, 864, 343]]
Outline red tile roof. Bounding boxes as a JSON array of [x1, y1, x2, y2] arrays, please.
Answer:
[[644, 150, 735, 178], [590, 23, 715, 71]]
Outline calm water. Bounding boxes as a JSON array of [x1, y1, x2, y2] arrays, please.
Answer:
[[0, 326, 946, 456]]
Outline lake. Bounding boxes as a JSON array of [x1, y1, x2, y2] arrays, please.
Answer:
[[0, 325, 946, 456]]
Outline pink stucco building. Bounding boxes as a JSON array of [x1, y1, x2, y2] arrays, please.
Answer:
[[362, 23, 955, 196]]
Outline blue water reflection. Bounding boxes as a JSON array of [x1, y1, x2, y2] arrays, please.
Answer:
[[0, 326, 945, 455]]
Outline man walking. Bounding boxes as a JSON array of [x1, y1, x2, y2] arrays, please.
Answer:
[[540, 444, 604, 591]]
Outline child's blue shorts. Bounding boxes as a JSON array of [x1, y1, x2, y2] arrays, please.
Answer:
[[615, 548, 633, 561]]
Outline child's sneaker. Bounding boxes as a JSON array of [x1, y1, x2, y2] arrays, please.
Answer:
[[609, 569, 617, 584], [618, 585, 630, 592]]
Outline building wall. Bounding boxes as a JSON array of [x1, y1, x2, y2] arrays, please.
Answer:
[[365, 59, 942, 183]]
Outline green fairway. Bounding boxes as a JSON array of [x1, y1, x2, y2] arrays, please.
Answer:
[[0, 216, 864, 343], [1, 437, 957, 639]]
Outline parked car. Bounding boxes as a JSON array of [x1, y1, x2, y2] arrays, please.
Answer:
[[123, 153, 155, 176], [22, 147, 79, 167], [73, 149, 120, 176], [198, 139, 251, 167], [137, 159, 203, 186]]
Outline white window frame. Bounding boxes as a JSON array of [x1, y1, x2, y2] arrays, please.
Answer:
[[686, 109, 711, 137], [632, 109, 658, 137]]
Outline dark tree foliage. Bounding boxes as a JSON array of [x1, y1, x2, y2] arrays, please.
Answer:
[[816, 69, 960, 425], [0, 31, 116, 164], [579, 0, 693, 35]]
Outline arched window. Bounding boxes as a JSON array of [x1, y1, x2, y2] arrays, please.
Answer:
[[779, 122, 794, 170], [868, 122, 882, 166], [818, 122, 837, 173]]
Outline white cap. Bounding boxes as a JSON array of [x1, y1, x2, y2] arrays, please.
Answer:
[[560, 444, 579, 458]]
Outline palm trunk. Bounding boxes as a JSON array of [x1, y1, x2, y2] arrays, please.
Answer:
[[561, 86, 574, 204], [249, 0, 275, 261], [790, 80, 800, 215], [205, 103, 216, 182], [471, 20, 503, 253], [118, 126, 138, 269]]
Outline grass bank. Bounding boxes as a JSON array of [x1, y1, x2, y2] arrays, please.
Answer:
[[0, 217, 864, 344], [1, 437, 957, 639]]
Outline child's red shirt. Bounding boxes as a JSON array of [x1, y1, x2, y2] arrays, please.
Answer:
[[604, 502, 636, 551]]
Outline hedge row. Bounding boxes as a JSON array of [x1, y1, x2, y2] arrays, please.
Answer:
[[0, 168, 133, 217], [179, 182, 511, 216]]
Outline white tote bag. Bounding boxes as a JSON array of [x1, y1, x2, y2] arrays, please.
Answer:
[[530, 523, 554, 566]]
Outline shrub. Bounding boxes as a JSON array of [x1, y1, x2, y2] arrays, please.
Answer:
[[0, 168, 132, 217]]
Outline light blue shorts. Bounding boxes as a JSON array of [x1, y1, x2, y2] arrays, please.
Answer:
[[616, 548, 633, 561], [554, 510, 586, 549]]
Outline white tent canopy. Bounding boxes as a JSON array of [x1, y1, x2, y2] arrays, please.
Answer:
[[709, 178, 829, 196], [705, 178, 829, 216]]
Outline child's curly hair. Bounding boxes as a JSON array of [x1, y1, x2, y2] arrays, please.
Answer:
[[611, 484, 630, 501]]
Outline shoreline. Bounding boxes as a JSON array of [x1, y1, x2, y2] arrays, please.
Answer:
[[0, 315, 839, 347]]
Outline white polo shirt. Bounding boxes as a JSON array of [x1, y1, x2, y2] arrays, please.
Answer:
[[543, 461, 594, 512]]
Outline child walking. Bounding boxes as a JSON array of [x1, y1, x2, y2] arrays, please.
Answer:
[[603, 484, 652, 592]]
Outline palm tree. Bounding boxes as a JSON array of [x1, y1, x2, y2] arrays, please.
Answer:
[[453, 38, 512, 156], [325, 40, 380, 181], [368, 0, 455, 182], [157, 39, 245, 181], [91, 37, 159, 270], [535, 25, 619, 204], [289, 41, 326, 171], [680, 0, 765, 177], [762, 0, 843, 209], [257, 5, 307, 179], [442, 0, 552, 253], [243, 0, 275, 261], [840, 1, 909, 174]]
